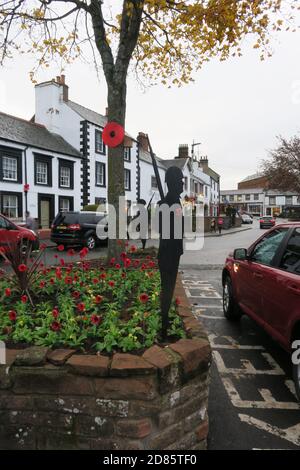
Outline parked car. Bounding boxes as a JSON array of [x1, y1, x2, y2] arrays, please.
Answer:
[[259, 216, 276, 229], [222, 223, 300, 399], [51, 211, 108, 250], [0, 214, 39, 254], [240, 213, 253, 224]]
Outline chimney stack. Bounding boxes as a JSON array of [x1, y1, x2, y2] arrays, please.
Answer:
[[178, 144, 189, 159], [199, 156, 209, 171], [55, 74, 68, 102], [137, 132, 149, 152]]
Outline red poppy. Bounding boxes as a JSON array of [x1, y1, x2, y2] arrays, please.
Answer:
[[175, 297, 181, 306], [57, 245, 64, 252], [90, 314, 101, 325], [9, 310, 17, 321], [146, 255, 151, 260], [124, 258, 131, 268], [115, 263, 121, 269], [148, 261, 156, 268], [51, 321, 61, 332], [77, 302, 85, 312], [108, 280, 115, 288], [120, 252, 127, 260], [18, 264, 27, 273], [60, 258, 65, 267], [52, 308, 59, 319], [39, 281, 46, 288], [141, 263, 147, 271], [92, 278, 99, 284], [125, 241, 129, 247], [130, 245, 137, 253], [56, 268, 62, 279], [23, 183, 30, 192], [79, 247, 89, 259], [67, 248, 75, 256], [64, 276, 73, 285], [5, 288, 11, 297], [139, 293, 149, 303], [21, 295, 28, 303], [42, 269, 47, 275], [110, 257, 116, 266], [50, 278, 55, 285], [95, 295, 103, 304], [133, 260, 140, 268], [72, 291, 80, 299], [102, 121, 124, 148], [100, 273, 107, 280], [121, 272, 126, 279]]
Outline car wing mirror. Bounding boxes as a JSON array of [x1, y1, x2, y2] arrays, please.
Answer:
[[233, 248, 248, 261]]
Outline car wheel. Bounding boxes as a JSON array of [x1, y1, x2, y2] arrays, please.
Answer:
[[223, 276, 242, 321], [85, 234, 96, 250]]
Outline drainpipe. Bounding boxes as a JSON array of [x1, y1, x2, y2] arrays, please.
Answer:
[[24, 146, 29, 220]]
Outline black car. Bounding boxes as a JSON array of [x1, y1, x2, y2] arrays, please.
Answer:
[[51, 211, 108, 250]]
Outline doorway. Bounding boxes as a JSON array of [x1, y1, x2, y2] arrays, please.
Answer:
[[38, 194, 55, 228]]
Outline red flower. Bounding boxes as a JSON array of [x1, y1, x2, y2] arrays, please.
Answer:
[[130, 245, 137, 253], [51, 321, 61, 332], [95, 295, 103, 304], [79, 247, 89, 259], [9, 310, 17, 321], [52, 308, 59, 319], [55, 267, 62, 279], [54, 254, 58, 259], [175, 297, 181, 306], [50, 278, 55, 285], [23, 183, 30, 192], [57, 245, 64, 252], [120, 252, 127, 260], [40, 262, 44, 268], [39, 281, 46, 288], [146, 255, 151, 260], [90, 314, 101, 325], [133, 260, 140, 268], [77, 302, 85, 312], [115, 263, 121, 269], [72, 291, 80, 299], [64, 276, 73, 285], [124, 258, 131, 268], [60, 258, 65, 267], [100, 273, 106, 280], [5, 288, 11, 297], [148, 261, 156, 268], [121, 272, 126, 279], [18, 264, 27, 273], [21, 295, 27, 303], [139, 293, 149, 303], [141, 263, 146, 271], [108, 280, 115, 288], [92, 278, 99, 284], [110, 257, 116, 266], [125, 241, 129, 247], [67, 248, 75, 256]]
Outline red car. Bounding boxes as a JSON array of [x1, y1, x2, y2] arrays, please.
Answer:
[[259, 216, 276, 229], [222, 223, 300, 399], [0, 214, 38, 254]]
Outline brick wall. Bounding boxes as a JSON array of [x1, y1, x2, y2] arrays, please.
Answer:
[[0, 276, 211, 450]]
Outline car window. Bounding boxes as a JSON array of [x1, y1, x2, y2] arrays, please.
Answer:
[[251, 228, 288, 266], [279, 228, 300, 275], [0, 216, 8, 229]]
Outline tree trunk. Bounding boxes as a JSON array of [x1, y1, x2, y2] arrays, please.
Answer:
[[106, 80, 127, 260]]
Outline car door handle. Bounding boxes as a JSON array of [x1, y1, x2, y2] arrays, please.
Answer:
[[253, 272, 263, 280], [287, 284, 300, 295]]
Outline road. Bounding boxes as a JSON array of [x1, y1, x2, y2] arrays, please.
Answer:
[[181, 219, 300, 450]]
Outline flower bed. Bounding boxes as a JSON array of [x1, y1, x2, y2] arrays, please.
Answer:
[[0, 246, 185, 353]]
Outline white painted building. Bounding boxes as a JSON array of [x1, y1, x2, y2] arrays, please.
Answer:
[[0, 111, 82, 228]]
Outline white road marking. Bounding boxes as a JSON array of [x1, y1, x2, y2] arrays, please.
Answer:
[[213, 351, 285, 376], [222, 378, 300, 410], [239, 414, 300, 446], [209, 334, 265, 350]]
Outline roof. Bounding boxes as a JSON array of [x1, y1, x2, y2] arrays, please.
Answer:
[[67, 100, 135, 140], [202, 166, 220, 181], [0, 111, 81, 158], [139, 148, 166, 170], [240, 172, 264, 182], [221, 188, 263, 195]]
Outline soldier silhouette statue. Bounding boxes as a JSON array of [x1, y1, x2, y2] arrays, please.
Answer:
[[158, 166, 184, 340]]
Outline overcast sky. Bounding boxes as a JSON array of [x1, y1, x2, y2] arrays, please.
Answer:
[[0, 21, 300, 190]]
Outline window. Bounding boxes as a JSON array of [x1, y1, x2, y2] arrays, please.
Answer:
[[151, 176, 158, 189], [245, 194, 251, 201], [222, 196, 227, 202], [95, 130, 105, 154], [96, 162, 106, 187], [269, 196, 276, 205], [60, 166, 71, 187], [58, 196, 73, 213], [2, 194, 18, 218], [0, 147, 22, 183], [280, 228, 300, 274], [184, 177, 188, 191], [251, 228, 288, 266], [229, 195, 234, 202], [34, 154, 52, 186], [254, 194, 259, 201], [194, 182, 198, 193], [2, 157, 17, 181], [124, 148, 131, 162], [205, 186, 208, 197], [285, 196, 293, 205], [125, 169, 131, 191], [237, 195, 243, 202]]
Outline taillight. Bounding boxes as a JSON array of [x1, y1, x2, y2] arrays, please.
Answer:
[[68, 224, 81, 231]]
